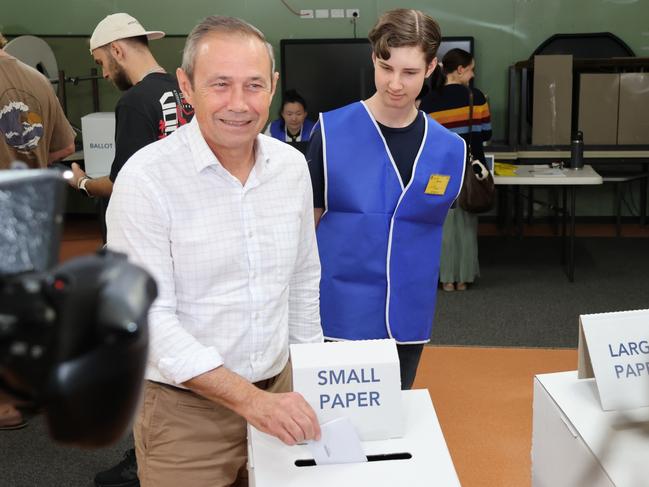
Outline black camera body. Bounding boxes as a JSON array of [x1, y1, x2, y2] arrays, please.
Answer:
[[0, 170, 156, 447]]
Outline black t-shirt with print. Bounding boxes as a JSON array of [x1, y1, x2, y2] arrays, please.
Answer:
[[109, 73, 194, 181]]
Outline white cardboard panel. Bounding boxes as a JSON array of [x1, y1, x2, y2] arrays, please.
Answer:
[[533, 371, 649, 487], [81, 112, 115, 178]]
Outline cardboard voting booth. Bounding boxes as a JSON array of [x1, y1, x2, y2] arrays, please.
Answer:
[[247, 389, 461, 487], [290, 339, 403, 440], [81, 112, 115, 178], [532, 55, 573, 146], [532, 371, 649, 487]]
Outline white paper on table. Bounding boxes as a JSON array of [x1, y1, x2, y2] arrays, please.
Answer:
[[305, 416, 368, 465], [532, 168, 566, 177]]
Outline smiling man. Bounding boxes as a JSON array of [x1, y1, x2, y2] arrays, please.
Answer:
[[306, 9, 465, 390], [106, 16, 322, 487]]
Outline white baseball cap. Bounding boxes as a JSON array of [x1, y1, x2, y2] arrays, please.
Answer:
[[89, 13, 165, 52]]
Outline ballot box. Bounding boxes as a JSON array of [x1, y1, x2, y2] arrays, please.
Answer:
[[532, 371, 649, 487], [247, 389, 461, 487], [81, 112, 115, 178]]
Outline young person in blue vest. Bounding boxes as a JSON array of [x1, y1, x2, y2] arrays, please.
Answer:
[[306, 8, 465, 390], [265, 89, 315, 142]]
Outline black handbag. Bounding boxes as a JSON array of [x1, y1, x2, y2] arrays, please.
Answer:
[[458, 87, 495, 214]]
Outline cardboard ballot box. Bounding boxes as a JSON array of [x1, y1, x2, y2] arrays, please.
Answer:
[[291, 339, 403, 440], [81, 112, 115, 178], [532, 371, 649, 487], [247, 389, 460, 487]]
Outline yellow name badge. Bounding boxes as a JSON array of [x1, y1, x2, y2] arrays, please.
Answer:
[[424, 174, 450, 195]]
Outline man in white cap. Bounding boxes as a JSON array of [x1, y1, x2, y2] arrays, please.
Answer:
[[68, 13, 193, 241], [83, 14, 194, 486]]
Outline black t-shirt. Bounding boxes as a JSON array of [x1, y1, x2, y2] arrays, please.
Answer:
[[109, 73, 194, 181], [306, 111, 426, 208]]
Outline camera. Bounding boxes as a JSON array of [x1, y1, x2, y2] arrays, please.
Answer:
[[0, 169, 156, 447]]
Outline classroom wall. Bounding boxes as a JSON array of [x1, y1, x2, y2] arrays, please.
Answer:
[[4, 0, 649, 139], [4, 0, 649, 217]]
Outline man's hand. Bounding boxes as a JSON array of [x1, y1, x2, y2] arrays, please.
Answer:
[[68, 162, 87, 189], [66, 163, 114, 197], [184, 365, 321, 446], [243, 389, 321, 445]]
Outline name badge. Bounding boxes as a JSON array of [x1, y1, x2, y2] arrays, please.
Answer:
[[424, 174, 450, 195]]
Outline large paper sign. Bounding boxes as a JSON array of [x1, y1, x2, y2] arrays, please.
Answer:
[[578, 309, 649, 410], [290, 339, 403, 440]]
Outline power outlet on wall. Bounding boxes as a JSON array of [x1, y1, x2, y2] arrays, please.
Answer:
[[331, 8, 345, 18], [300, 9, 314, 19], [346, 8, 360, 18]]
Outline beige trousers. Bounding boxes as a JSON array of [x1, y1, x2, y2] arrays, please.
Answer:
[[134, 364, 291, 487]]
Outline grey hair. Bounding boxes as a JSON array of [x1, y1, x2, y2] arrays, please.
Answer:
[[181, 16, 275, 83]]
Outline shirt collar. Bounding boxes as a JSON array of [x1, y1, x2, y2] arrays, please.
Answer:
[[187, 117, 272, 177]]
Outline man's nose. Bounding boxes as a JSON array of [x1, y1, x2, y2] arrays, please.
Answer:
[[228, 85, 247, 111]]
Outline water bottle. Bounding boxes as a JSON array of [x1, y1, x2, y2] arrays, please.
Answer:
[[570, 131, 584, 170]]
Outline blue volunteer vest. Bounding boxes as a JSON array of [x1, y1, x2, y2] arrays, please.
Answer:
[[317, 101, 465, 343], [269, 118, 316, 141]]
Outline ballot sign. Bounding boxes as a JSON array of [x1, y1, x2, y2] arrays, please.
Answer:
[[291, 339, 403, 440], [81, 112, 115, 178], [578, 309, 649, 410]]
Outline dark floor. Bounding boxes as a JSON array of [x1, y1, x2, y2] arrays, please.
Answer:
[[432, 235, 649, 348]]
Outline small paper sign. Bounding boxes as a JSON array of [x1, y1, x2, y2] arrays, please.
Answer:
[[290, 339, 403, 440], [578, 309, 649, 410]]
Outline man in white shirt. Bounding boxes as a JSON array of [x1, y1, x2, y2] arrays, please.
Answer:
[[107, 16, 322, 487]]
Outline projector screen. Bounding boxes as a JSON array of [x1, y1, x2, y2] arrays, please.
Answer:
[[280, 37, 474, 118]]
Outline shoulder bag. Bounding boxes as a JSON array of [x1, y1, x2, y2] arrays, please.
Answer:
[[458, 87, 495, 214]]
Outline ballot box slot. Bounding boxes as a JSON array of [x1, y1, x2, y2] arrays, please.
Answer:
[[294, 452, 412, 467]]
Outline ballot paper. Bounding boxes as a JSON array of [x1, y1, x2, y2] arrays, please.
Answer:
[[306, 417, 368, 465]]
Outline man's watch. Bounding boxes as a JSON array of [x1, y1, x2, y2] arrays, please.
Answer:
[[78, 176, 92, 197]]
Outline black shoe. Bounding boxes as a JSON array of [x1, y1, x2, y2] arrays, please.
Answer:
[[94, 448, 139, 487]]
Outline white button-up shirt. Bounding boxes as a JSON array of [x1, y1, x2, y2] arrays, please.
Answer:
[[107, 118, 323, 386]]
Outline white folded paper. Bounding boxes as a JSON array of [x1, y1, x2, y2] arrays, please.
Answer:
[[306, 417, 367, 465]]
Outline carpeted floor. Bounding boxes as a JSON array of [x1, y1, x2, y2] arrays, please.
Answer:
[[432, 235, 649, 348], [414, 346, 578, 487]]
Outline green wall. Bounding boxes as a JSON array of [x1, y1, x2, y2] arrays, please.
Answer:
[[4, 0, 649, 139], [4, 1, 649, 217]]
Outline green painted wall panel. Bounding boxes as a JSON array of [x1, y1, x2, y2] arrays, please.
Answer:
[[5, 0, 648, 141]]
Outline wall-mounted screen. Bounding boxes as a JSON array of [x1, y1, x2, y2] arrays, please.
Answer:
[[280, 37, 474, 118]]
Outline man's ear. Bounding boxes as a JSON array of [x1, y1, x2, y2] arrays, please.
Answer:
[[176, 67, 194, 106], [425, 57, 438, 78], [110, 41, 124, 61], [270, 71, 279, 97]]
